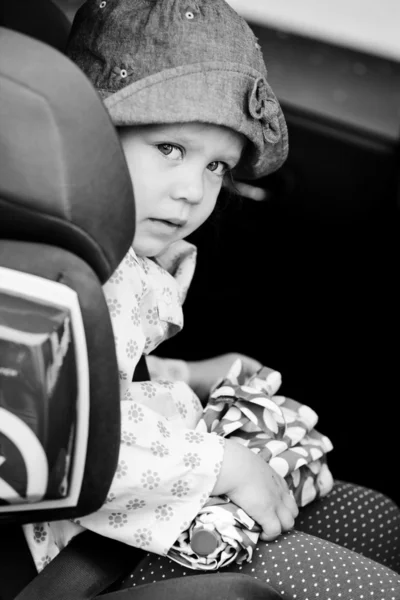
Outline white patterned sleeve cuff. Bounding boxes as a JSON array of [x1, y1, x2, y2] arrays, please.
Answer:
[[76, 400, 225, 556]]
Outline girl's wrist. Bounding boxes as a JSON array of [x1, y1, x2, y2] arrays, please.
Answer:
[[211, 438, 251, 497]]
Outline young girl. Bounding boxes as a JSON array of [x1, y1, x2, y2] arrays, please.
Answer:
[[23, 0, 400, 597]]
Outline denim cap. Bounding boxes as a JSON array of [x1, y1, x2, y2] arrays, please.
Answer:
[[67, 0, 288, 179]]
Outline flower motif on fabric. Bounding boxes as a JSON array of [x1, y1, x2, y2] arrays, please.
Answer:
[[158, 380, 174, 390], [138, 258, 150, 274], [116, 460, 128, 479], [141, 469, 160, 490], [126, 340, 139, 359], [33, 525, 47, 543], [38, 555, 51, 570], [176, 400, 187, 419], [107, 298, 122, 317], [157, 420, 171, 438], [171, 480, 190, 497], [128, 403, 144, 423], [199, 493, 208, 506], [108, 269, 123, 284], [162, 287, 173, 305], [126, 498, 146, 511], [133, 528, 152, 548], [124, 253, 135, 268], [108, 512, 128, 528], [140, 382, 156, 398], [183, 452, 201, 469], [248, 77, 281, 144], [145, 307, 158, 325], [191, 394, 202, 413], [119, 370, 127, 381], [122, 431, 137, 446], [155, 504, 174, 521], [214, 460, 223, 474], [185, 431, 204, 444], [106, 492, 116, 503], [124, 389, 134, 401], [144, 336, 152, 352], [151, 441, 170, 457], [131, 307, 140, 326]]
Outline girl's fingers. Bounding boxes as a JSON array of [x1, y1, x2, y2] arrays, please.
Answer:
[[258, 510, 282, 542], [276, 503, 296, 533], [283, 490, 299, 519], [272, 474, 299, 518], [240, 354, 262, 379]]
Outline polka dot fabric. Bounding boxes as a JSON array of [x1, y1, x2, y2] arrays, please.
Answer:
[[118, 482, 400, 600], [295, 481, 400, 573]]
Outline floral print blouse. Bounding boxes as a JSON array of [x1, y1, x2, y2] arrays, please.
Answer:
[[23, 240, 225, 572]]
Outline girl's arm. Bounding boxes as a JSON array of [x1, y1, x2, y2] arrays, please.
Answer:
[[76, 412, 297, 554], [76, 391, 226, 555], [147, 353, 262, 404]]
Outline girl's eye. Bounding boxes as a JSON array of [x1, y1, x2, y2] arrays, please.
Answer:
[[207, 161, 229, 176], [157, 144, 183, 160]]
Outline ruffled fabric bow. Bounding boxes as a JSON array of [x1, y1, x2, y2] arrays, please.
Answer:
[[167, 360, 334, 570], [248, 76, 281, 144]]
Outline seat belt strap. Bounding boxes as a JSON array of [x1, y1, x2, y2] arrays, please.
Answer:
[[14, 531, 144, 600], [0, 525, 38, 600]]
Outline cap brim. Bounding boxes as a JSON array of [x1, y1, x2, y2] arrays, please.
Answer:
[[101, 62, 288, 179]]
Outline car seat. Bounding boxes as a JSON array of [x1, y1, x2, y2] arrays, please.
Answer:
[[0, 3, 283, 600]]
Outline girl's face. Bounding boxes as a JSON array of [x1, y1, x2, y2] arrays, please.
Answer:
[[118, 123, 245, 257]]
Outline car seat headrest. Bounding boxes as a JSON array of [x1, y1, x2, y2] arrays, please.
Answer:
[[0, 27, 135, 283]]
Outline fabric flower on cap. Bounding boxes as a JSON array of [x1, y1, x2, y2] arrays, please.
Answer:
[[248, 77, 281, 145]]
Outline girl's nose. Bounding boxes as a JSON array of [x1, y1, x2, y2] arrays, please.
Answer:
[[170, 169, 204, 205]]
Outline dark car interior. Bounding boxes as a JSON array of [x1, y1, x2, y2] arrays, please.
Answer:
[[0, 0, 399, 597]]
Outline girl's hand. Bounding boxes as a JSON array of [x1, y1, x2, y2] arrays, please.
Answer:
[[212, 439, 299, 541], [187, 352, 262, 402]]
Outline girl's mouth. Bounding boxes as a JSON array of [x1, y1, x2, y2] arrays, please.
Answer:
[[149, 218, 185, 229]]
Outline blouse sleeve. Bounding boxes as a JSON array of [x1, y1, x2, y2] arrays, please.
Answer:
[[77, 398, 225, 555], [76, 251, 225, 555]]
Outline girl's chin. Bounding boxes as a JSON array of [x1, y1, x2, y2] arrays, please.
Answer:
[[132, 238, 170, 258]]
